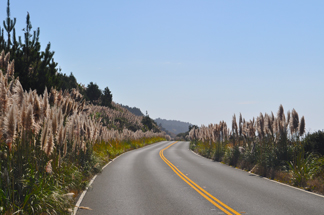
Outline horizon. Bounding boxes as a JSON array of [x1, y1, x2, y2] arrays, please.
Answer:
[[3, 0, 323, 132]]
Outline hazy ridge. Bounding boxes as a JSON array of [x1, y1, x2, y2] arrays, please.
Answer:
[[154, 118, 192, 135]]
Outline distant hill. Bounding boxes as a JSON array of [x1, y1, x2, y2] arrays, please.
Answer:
[[120, 104, 144, 116], [154, 118, 192, 135]]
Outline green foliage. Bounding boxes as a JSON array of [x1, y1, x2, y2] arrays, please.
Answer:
[[0, 8, 60, 94], [222, 146, 232, 164], [3, 0, 16, 50], [242, 145, 258, 167], [188, 106, 324, 193], [141, 115, 160, 132], [100, 87, 113, 107], [258, 144, 280, 177], [276, 130, 290, 162], [0, 2, 106, 99], [83, 84, 114, 107], [230, 146, 240, 166], [288, 148, 320, 187], [303, 130, 324, 156], [0, 3, 170, 214], [120, 105, 144, 116], [57, 72, 78, 91], [0, 137, 79, 214], [190, 141, 214, 159], [213, 141, 225, 162], [85, 82, 101, 103], [176, 132, 187, 140], [189, 140, 197, 151], [176, 125, 197, 141]]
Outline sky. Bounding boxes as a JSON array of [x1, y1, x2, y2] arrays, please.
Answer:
[[2, 0, 324, 132]]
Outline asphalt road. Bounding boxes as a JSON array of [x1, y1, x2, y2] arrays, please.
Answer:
[[77, 141, 324, 215]]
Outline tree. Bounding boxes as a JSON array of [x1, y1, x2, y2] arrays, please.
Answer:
[[100, 86, 112, 107], [3, 0, 16, 50], [86, 82, 101, 103], [303, 130, 324, 156], [141, 116, 160, 132], [0, 3, 60, 94], [57, 72, 78, 91]]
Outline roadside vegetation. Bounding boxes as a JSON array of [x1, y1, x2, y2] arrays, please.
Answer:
[[0, 1, 170, 214], [189, 105, 324, 195], [176, 125, 198, 141], [0, 51, 169, 214]]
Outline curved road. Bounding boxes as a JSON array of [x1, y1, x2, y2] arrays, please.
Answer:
[[77, 141, 324, 215]]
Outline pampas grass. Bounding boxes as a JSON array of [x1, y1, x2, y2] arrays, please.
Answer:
[[0, 50, 170, 214], [25, 104, 34, 132], [188, 104, 324, 194], [0, 50, 5, 67], [257, 113, 265, 140], [3, 103, 16, 145], [290, 108, 299, 135], [299, 116, 305, 137]]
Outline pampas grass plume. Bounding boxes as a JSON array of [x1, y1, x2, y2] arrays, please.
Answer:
[[232, 114, 238, 136], [299, 116, 305, 136], [277, 104, 284, 122], [25, 104, 34, 132], [51, 109, 58, 135], [0, 50, 5, 68], [43, 87, 49, 117], [45, 159, 53, 174], [3, 104, 16, 143], [0, 82, 8, 113], [13, 79, 24, 107], [33, 95, 42, 123], [4, 52, 10, 69], [49, 87, 57, 106], [7, 59, 14, 78], [41, 119, 49, 149], [290, 109, 299, 135], [45, 131, 54, 156]]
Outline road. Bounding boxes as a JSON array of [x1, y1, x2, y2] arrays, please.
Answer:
[[77, 141, 324, 215]]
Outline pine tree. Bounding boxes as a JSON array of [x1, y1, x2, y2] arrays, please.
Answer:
[[3, 0, 16, 50], [0, 26, 4, 48], [86, 82, 102, 103], [100, 87, 113, 107]]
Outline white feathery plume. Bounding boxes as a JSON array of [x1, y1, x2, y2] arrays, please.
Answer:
[[41, 119, 49, 150], [0, 50, 5, 68], [3, 103, 17, 145]]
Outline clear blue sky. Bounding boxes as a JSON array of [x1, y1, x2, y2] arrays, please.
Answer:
[[3, 0, 324, 132]]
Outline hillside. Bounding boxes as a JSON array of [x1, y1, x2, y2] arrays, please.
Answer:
[[154, 118, 192, 135], [91, 103, 161, 132], [117, 105, 176, 138], [120, 104, 144, 116]]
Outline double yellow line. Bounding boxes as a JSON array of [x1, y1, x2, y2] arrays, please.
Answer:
[[159, 141, 241, 215]]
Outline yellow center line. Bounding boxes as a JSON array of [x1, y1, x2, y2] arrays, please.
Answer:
[[160, 141, 241, 215]]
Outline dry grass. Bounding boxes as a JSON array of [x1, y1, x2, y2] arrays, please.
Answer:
[[237, 160, 254, 171], [272, 170, 292, 184], [306, 173, 324, 195]]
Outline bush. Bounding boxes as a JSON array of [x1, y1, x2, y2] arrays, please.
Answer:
[[288, 148, 320, 187], [303, 130, 324, 156]]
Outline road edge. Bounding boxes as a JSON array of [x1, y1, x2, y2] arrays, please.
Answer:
[[189, 147, 324, 199], [72, 153, 123, 215], [72, 141, 168, 215]]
